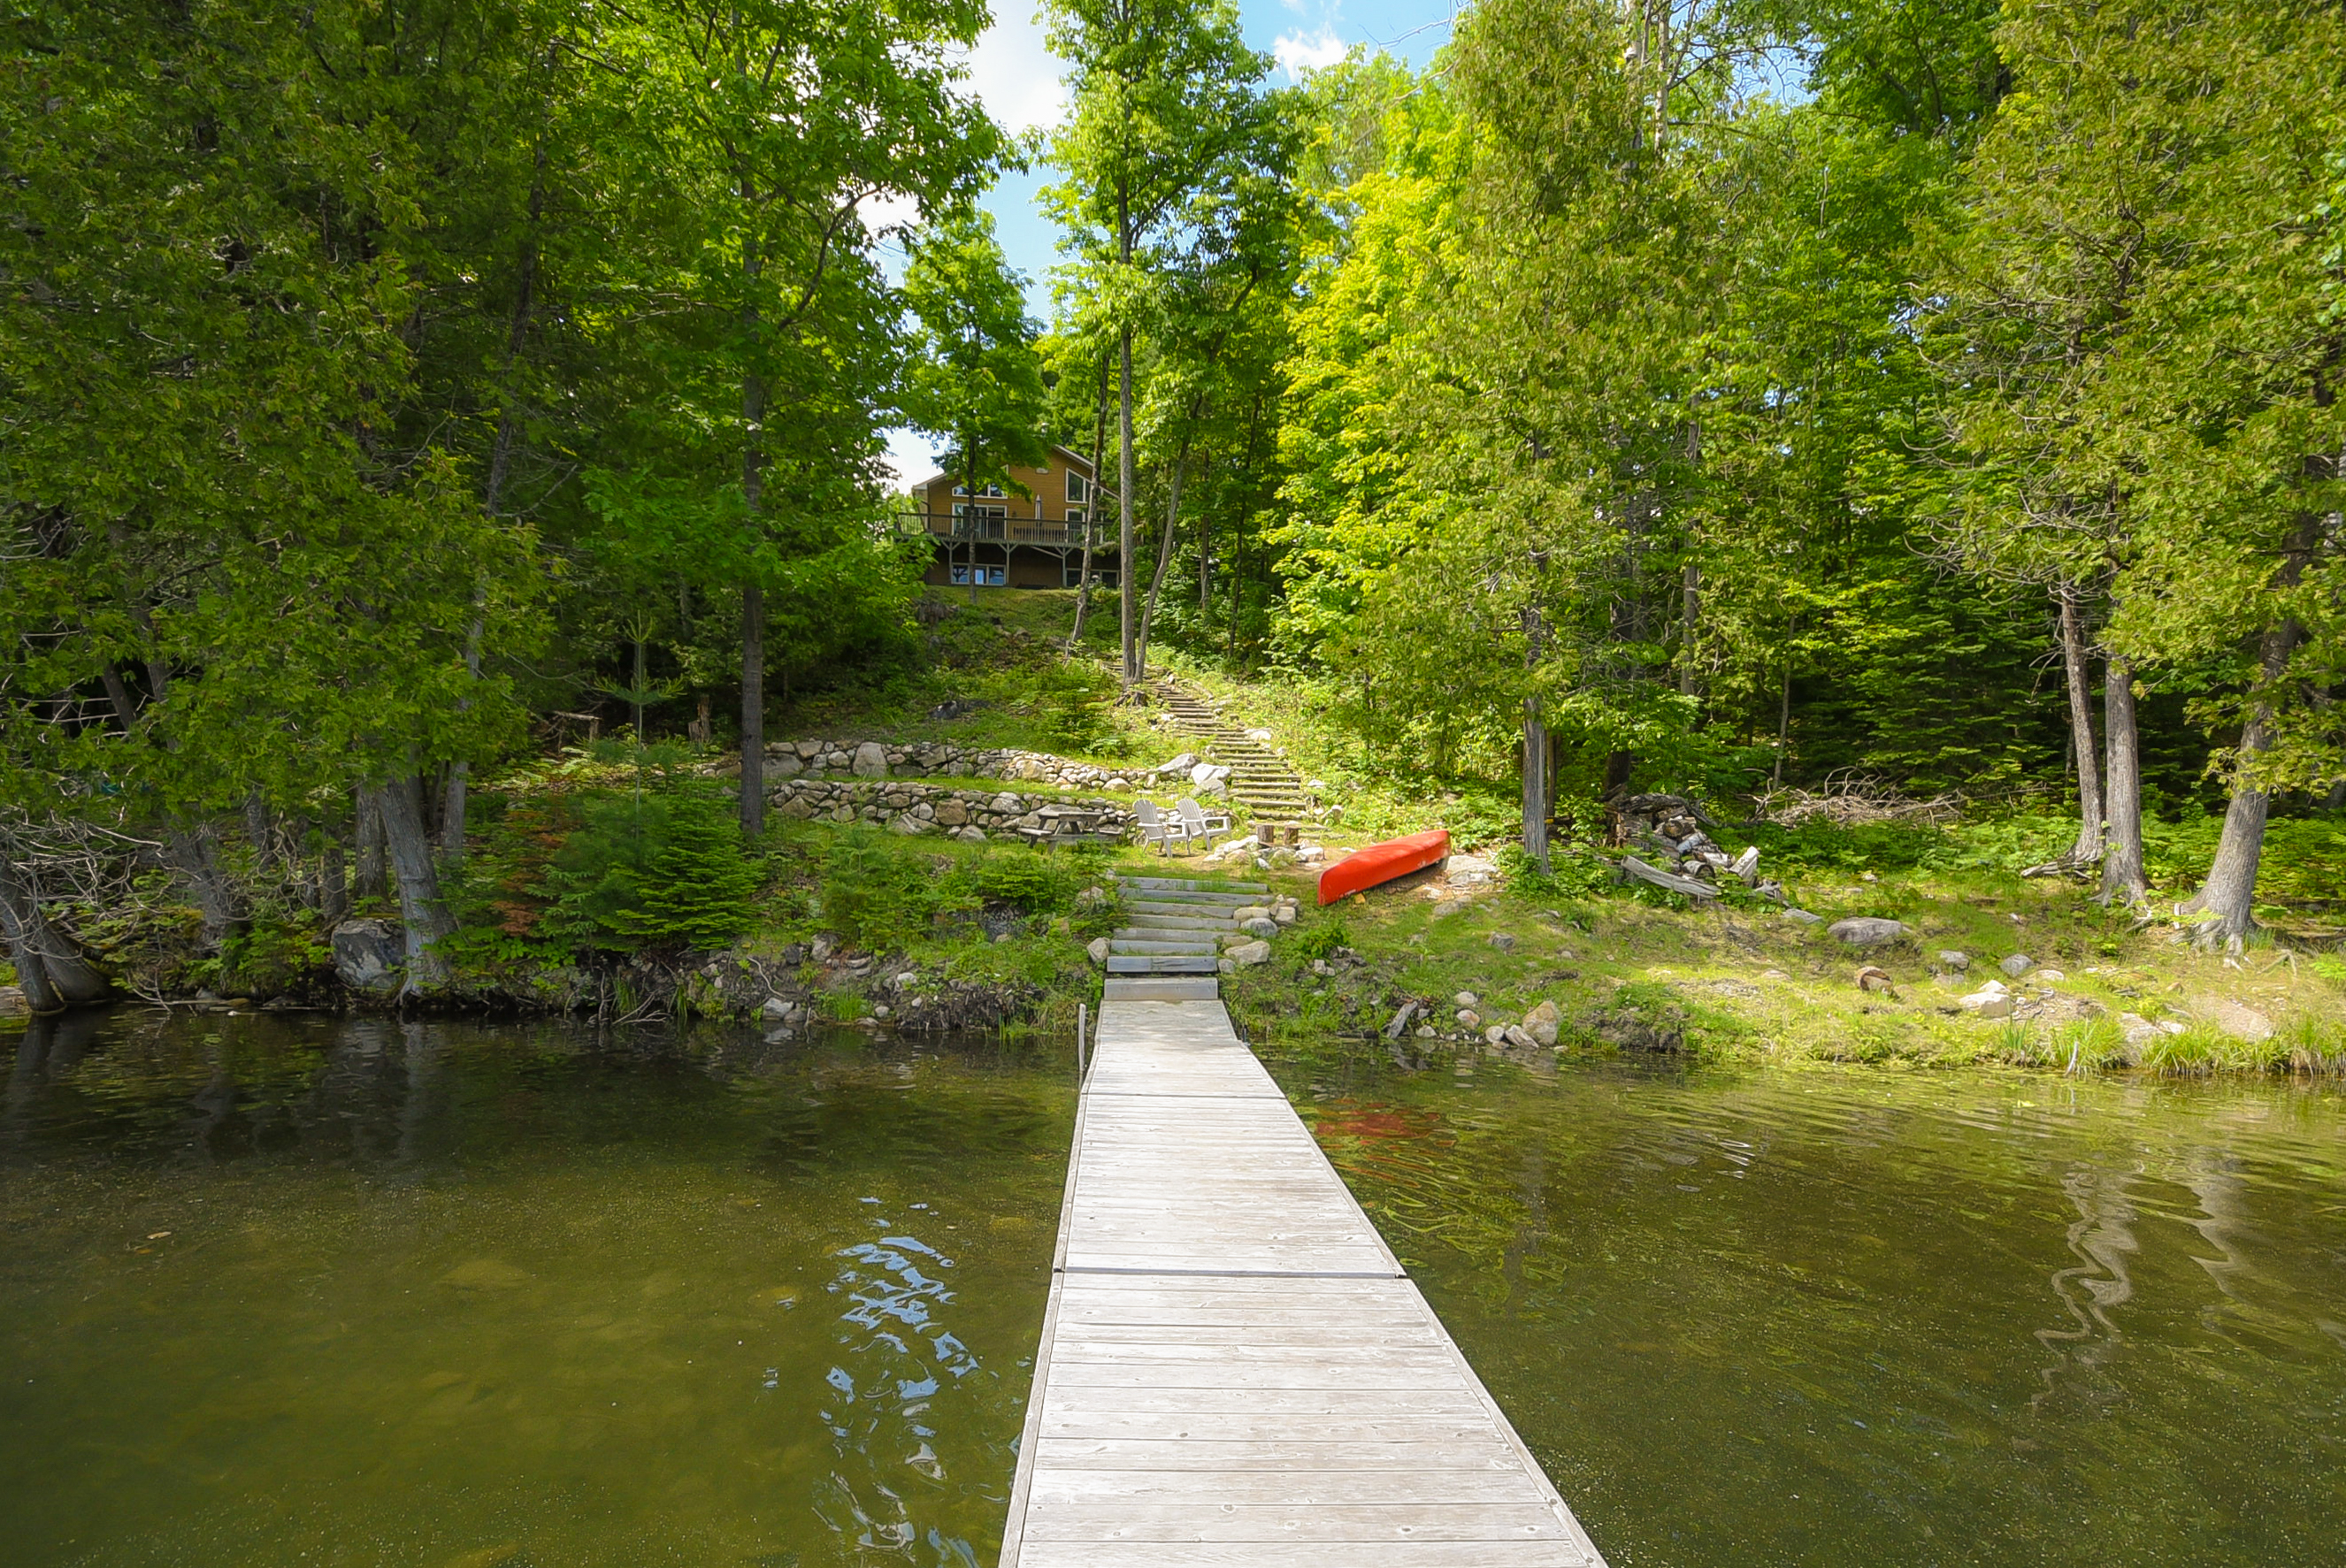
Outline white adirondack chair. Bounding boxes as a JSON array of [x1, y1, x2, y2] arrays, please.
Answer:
[[1133, 798, 1187, 855], [1175, 798, 1231, 853]]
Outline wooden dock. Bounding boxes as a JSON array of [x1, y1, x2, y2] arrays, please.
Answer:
[[998, 985, 1609, 1566]]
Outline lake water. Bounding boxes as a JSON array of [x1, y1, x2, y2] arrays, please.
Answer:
[[1263, 1036, 2346, 1567], [4, 1009, 2342, 1566]]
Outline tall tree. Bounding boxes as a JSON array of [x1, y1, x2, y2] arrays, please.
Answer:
[[1044, 0, 1272, 683]]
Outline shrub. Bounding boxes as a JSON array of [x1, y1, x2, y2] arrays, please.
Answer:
[[809, 830, 951, 952], [540, 789, 761, 952]]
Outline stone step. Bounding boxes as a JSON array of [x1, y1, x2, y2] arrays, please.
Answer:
[[1114, 876, 1270, 893], [1103, 976, 1219, 1002], [1110, 938, 1219, 956], [1115, 923, 1225, 939], [1106, 954, 1222, 975], [1120, 915, 1233, 934], [1123, 892, 1256, 910]]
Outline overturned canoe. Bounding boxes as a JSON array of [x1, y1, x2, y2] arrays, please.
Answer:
[[1316, 828, 1451, 905]]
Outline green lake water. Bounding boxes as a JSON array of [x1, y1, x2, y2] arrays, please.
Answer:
[[1262, 1037, 2346, 1567], [4, 1008, 2342, 1566]]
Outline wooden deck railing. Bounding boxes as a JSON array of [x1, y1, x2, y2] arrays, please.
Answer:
[[905, 509, 1093, 548]]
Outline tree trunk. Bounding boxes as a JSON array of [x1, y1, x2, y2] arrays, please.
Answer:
[[2099, 653, 2147, 905], [0, 850, 109, 1009], [368, 776, 455, 994], [1137, 447, 1187, 677], [1522, 605, 1551, 872], [166, 824, 239, 945], [1772, 654, 1793, 785], [741, 586, 766, 837], [631, 635, 648, 738], [1118, 326, 1138, 685], [2058, 585, 2104, 863], [2181, 623, 2297, 947], [1068, 353, 1110, 651], [321, 828, 349, 927], [356, 785, 388, 901], [243, 790, 275, 877], [1676, 558, 1700, 698]]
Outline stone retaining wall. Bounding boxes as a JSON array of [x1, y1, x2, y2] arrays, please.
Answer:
[[768, 777, 1132, 843], [757, 738, 1139, 792]]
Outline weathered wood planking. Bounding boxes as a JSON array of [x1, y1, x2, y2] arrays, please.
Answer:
[[999, 998, 1608, 1566]]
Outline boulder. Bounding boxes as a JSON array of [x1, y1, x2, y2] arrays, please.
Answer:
[[1226, 939, 1273, 967], [1085, 937, 1111, 967], [1233, 905, 1272, 923], [1503, 1025, 1538, 1051], [1272, 905, 1298, 924], [1484, 1024, 1508, 1045], [933, 799, 969, 827], [2205, 998, 2274, 1041], [888, 812, 932, 836], [759, 996, 791, 1020], [1959, 991, 2014, 1018], [1936, 950, 1970, 972], [1781, 907, 1822, 925], [1523, 1000, 1563, 1047], [1190, 761, 1232, 790], [1487, 932, 1516, 951], [1827, 917, 1907, 947], [1240, 917, 1280, 939], [1998, 953, 2034, 978], [1383, 1001, 1420, 1038], [331, 918, 404, 991], [771, 753, 803, 778], [1155, 752, 1200, 776], [1455, 1009, 1481, 1029], [1453, 991, 1479, 1007], [849, 741, 888, 777]]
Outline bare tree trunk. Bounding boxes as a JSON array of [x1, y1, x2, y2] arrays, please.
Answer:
[[1676, 558, 1700, 698], [1136, 447, 1187, 678], [0, 850, 109, 1008], [741, 585, 766, 837], [356, 785, 388, 901], [2058, 585, 2104, 862], [321, 828, 349, 927], [367, 776, 454, 994], [166, 824, 239, 945], [2181, 623, 2297, 948], [1772, 654, 1792, 785], [243, 791, 275, 877], [1118, 327, 1138, 685], [1522, 607, 1551, 874], [2099, 653, 2147, 905], [631, 634, 648, 738]]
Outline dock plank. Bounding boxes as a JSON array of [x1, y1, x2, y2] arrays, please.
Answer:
[[998, 995, 1607, 1567]]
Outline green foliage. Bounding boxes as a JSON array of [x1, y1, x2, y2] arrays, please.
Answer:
[[1290, 916, 1350, 962], [540, 791, 762, 954], [1739, 820, 1951, 875], [215, 917, 334, 998]]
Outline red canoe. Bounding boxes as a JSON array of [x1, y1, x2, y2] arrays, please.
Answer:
[[1316, 829, 1451, 905]]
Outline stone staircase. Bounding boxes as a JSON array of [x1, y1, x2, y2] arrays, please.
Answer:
[[1151, 682, 1315, 827], [1105, 874, 1274, 976]]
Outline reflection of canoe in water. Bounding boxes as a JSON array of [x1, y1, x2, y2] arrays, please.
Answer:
[[1316, 829, 1451, 906]]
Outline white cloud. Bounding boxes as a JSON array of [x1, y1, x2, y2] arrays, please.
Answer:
[[1272, 28, 1348, 81], [953, 3, 1068, 136]]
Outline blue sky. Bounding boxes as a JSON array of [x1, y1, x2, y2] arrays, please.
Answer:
[[882, 0, 1460, 482]]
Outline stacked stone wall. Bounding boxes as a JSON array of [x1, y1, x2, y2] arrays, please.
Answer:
[[755, 738, 1138, 792], [766, 777, 1131, 843]]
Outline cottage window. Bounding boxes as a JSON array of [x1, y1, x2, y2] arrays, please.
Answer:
[[1066, 470, 1087, 503], [951, 563, 1007, 586]]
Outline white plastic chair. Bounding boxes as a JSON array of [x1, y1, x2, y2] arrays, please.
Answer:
[[1176, 798, 1230, 853], [1133, 798, 1187, 855]]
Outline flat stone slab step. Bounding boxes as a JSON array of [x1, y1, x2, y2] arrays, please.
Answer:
[[1114, 876, 1270, 893], [1109, 939, 1219, 956], [1105, 954, 1221, 975], [1100, 976, 1220, 1001], [1121, 910, 1231, 929], [1120, 917, 1231, 936], [1122, 895, 1255, 913]]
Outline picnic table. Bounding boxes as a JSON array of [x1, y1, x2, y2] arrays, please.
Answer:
[[1017, 803, 1120, 847]]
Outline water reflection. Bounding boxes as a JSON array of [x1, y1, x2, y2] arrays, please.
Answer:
[[1269, 1042, 2346, 1568], [0, 1006, 1070, 1567]]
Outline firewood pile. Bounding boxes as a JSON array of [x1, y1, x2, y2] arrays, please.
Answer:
[[1610, 792, 1784, 904]]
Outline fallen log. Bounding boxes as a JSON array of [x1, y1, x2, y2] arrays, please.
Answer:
[[1618, 854, 1723, 900]]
